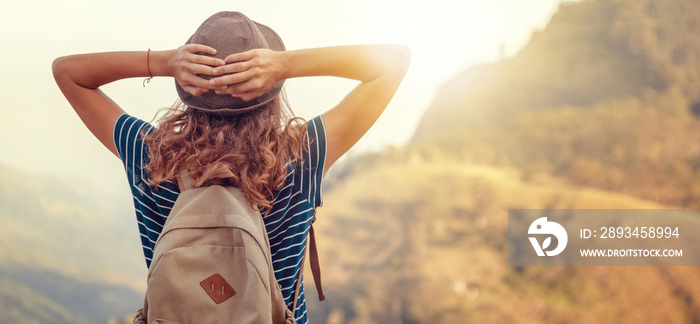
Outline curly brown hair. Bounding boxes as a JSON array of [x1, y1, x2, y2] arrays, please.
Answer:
[[144, 93, 307, 213]]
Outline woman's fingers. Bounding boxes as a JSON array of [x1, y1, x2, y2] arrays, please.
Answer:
[[213, 78, 270, 101], [226, 79, 264, 94], [178, 48, 279, 100], [171, 44, 223, 86], [184, 61, 218, 76], [184, 44, 218, 56], [224, 50, 256, 64], [187, 51, 226, 68], [181, 44, 226, 78], [209, 69, 255, 87], [188, 55, 226, 69], [181, 72, 214, 89], [211, 61, 251, 76]]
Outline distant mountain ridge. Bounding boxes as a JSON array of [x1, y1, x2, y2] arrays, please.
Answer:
[[409, 0, 700, 208], [413, 0, 700, 138]]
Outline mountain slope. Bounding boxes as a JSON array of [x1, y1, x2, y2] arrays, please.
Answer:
[[308, 160, 700, 323], [413, 0, 700, 137], [0, 277, 82, 324], [411, 88, 700, 207], [0, 267, 142, 324], [410, 0, 700, 207]]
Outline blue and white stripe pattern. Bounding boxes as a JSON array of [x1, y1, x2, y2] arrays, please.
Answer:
[[113, 113, 326, 324]]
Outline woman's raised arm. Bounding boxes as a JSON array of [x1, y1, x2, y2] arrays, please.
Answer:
[[209, 45, 411, 175], [52, 45, 225, 156]]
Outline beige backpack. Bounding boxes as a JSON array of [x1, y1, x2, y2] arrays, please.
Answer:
[[132, 174, 302, 324]]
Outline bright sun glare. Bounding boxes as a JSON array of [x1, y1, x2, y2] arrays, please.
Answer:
[[362, 0, 496, 86]]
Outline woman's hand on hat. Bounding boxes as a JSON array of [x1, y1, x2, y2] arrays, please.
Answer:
[[208, 49, 283, 102], [169, 44, 226, 97]]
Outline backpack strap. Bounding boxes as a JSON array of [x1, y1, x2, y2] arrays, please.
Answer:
[[291, 224, 326, 315], [308, 225, 325, 301]]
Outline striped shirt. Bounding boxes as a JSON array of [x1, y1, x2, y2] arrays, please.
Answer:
[[113, 113, 326, 323]]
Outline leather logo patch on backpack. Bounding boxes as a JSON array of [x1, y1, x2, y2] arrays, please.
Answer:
[[200, 273, 236, 304]]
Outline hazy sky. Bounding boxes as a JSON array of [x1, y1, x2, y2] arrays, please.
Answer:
[[0, 0, 572, 189]]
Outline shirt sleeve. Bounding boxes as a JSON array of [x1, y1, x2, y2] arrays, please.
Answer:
[[113, 113, 154, 170], [113, 113, 168, 267], [302, 116, 327, 208]]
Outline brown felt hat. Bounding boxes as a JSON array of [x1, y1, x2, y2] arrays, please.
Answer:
[[175, 11, 285, 116]]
